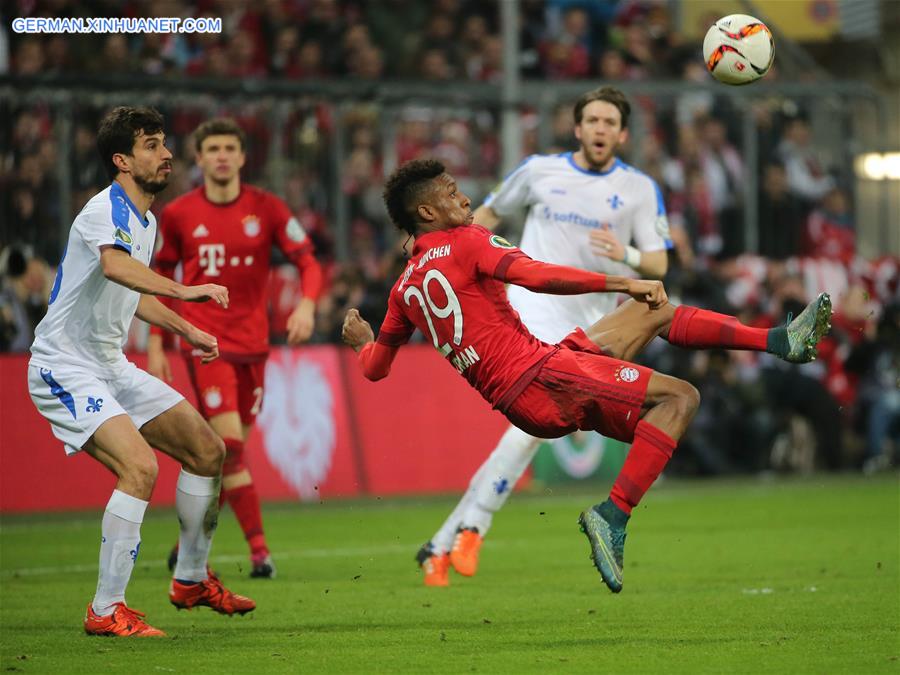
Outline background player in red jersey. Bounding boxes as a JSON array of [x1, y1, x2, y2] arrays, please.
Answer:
[[149, 118, 322, 578], [342, 160, 831, 592]]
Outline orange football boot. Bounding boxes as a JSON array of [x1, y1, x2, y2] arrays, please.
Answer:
[[415, 544, 450, 587], [449, 527, 483, 577], [169, 576, 256, 615], [84, 602, 165, 637]]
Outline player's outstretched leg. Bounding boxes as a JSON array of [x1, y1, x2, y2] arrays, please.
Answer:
[[580, 373, 699, 592], [584, 294, 832, 365], [666, 293, 832, 363], [141, 402, 256, 615]]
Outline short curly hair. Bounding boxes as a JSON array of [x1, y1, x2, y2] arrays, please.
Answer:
[[383, 159, 446, 235], [97, 106, 165, 180]]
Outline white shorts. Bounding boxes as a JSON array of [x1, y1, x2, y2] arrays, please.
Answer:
[[28, 360, 184, 455]]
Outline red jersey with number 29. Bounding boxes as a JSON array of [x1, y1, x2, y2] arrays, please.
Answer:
[[377, 225, 557, 409]]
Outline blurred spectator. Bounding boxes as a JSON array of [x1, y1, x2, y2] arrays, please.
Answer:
[[0, 247, 50, 352], [803, 187, 855, 263], [597, 48, 627, 80], [757, 163, 805, 260], [777, 116, 835, 204], [699, 117, 743, 256], [418, 47, 453, 80], [846, 302, 900, 473]]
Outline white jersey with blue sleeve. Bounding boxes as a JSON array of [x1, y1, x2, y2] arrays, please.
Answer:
[[483, 152, 672, 344], [30, 182, 158, 378]]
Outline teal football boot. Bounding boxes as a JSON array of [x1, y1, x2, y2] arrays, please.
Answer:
[[578, 502, 628, 593], [767, 292, 832, 364]]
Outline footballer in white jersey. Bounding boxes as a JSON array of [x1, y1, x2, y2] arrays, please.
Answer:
[[485, 153, 672, 343], [26, 106, 254, 635], [31, 182, 160, 380]]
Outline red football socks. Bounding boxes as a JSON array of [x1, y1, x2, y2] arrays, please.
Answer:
[[224, 484, 267, 556], [666, 305, 768, 351], [609, 421, 677, 515], [220, 438, 268, 557]]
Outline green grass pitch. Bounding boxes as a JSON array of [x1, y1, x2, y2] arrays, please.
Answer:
[[1, 475, 898, 673]]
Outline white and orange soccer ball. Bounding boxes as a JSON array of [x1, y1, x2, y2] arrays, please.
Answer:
[[703, 14, 774, 85]]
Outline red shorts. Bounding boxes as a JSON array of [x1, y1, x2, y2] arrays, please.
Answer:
[[184, 355, 266, 426], [505, 328, 652, 442]]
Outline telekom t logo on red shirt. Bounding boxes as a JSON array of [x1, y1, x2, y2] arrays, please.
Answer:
[[198, 244, 226, 276]]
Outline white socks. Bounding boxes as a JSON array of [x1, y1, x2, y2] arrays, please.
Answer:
[[431, 425, 543, 550], [464, 426, 542, 535], [92, 489, 148, 616], [172, 470, 220, 583], [431, 462, 489, 554]]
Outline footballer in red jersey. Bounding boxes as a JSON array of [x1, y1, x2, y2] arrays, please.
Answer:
[[149, 118, 323, 579], [342, 160, 832, 592]]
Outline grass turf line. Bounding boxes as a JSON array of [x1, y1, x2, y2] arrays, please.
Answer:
[[1, 475, 898, 673]]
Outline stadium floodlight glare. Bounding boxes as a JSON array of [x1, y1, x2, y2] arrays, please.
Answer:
[[855, 152, 900, 180]]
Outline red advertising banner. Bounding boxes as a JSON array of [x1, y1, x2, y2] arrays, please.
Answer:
[[1, 346, 520, 512], [341, 346, 510, 496]]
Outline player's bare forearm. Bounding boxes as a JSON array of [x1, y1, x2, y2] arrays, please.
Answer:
[[472, 205, 501, 231], [102, 248, 228, 306], [136, 295, 192, 337], [101, 247, 184, 298], [138, 295, 220, 363], [636, 250, 668, 279]]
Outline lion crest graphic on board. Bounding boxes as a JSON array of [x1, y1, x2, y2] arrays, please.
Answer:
[[257, 354, 335, 501]]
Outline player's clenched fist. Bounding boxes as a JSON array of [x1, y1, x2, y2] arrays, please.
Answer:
[[185, 325, 220, 363], [180, 283, 229, 308], [342, 308, 375, 352], [626, 279, 668, 310]]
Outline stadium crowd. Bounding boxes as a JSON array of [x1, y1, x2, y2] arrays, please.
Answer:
[[2, 0, 897, 474]]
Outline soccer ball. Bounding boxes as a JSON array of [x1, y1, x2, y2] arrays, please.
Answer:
[[703, 14, 774, 85]]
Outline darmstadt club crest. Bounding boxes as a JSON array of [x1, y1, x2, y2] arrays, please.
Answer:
[[615, 365, 640, 383], [204, 386, 223, 410], [243, 215, 261, 237], [257, 354, 335, 501]]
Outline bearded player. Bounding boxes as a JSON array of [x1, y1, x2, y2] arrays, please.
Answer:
[[342, 159, 831, 593], [423, 86, 674, 585], [149, 118, 322, 579], [29, 107, 255, 637]]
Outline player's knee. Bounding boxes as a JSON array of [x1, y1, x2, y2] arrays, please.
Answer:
[[222, 440, 246, 476], [124, 451, 159, 493], [675, 380, 701, 420], [192, 428, 226, 476]]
